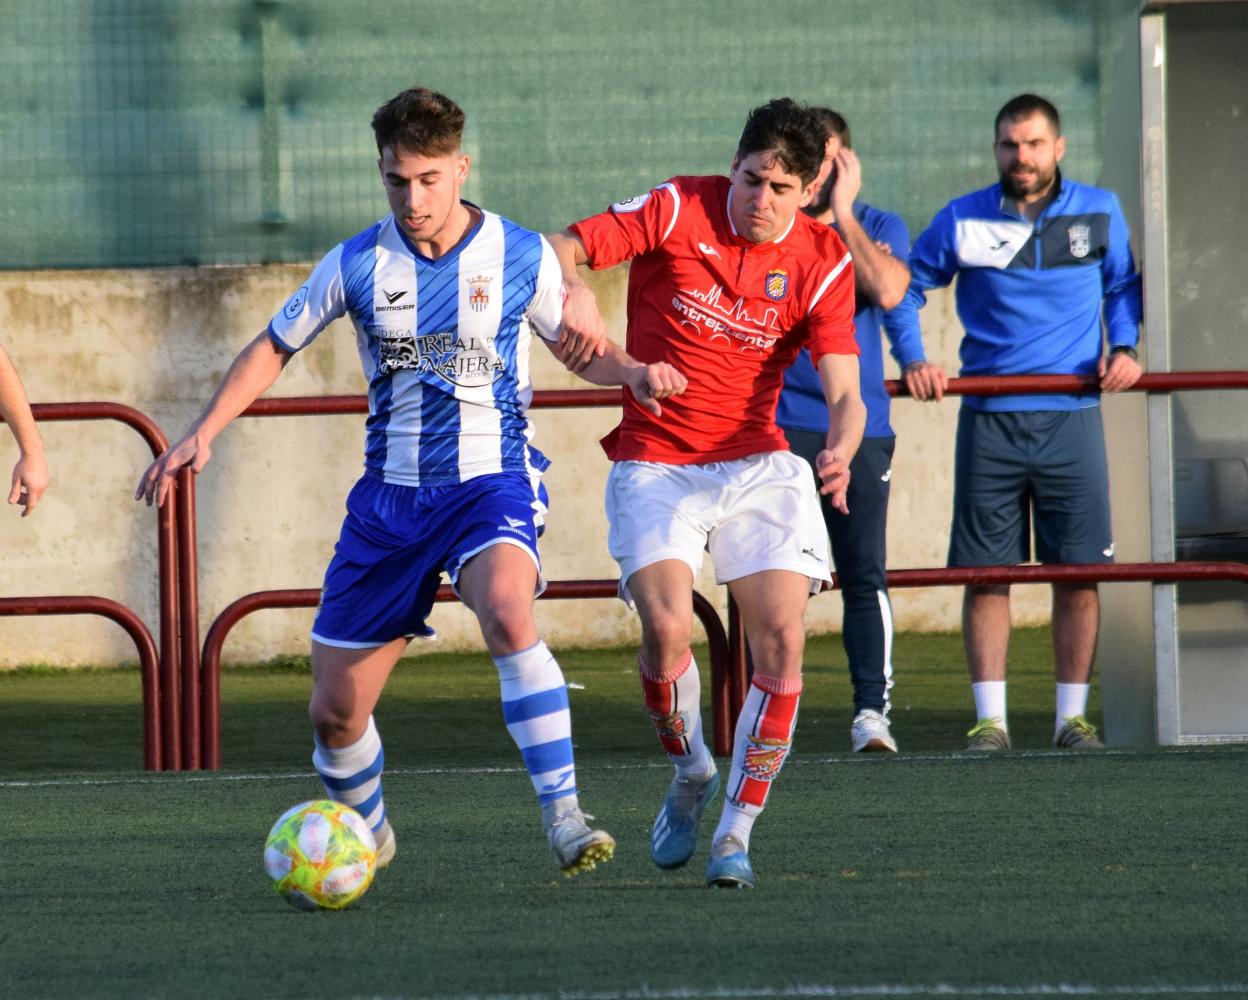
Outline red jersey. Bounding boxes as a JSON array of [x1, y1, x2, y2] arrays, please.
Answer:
[[571, 175, 857, 463]]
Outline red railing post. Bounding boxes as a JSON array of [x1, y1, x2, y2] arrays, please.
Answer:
[[199, 582, 729, 769], [15, 402, 179, 770]]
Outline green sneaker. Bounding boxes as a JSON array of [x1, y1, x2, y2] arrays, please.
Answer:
[[966, 717, 1011, 752], [1054, 715, 1104, 749]]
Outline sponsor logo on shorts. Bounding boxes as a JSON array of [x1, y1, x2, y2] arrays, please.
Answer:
[[764, 269, 789, 301], [800, 546, 825, 564], [742, 736, 790, 781], [1102, 542, 1115, 558], [497, 516, 530, 537]]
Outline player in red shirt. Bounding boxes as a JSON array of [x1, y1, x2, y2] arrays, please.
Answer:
[[549, 98, 865, 888]]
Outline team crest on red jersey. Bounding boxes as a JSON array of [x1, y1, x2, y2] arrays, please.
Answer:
[[742, 735, 790, 781], [764, 269, 789, 301], [467, 274, 492, 312]]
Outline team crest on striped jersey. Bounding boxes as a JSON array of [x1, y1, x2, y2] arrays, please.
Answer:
[[467, 274, 492, 312], [764, 269, 789, 301], [742, 736, 790, 780]]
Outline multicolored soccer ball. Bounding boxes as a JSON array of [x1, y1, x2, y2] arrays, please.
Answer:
[[263, 800, 377, 911]]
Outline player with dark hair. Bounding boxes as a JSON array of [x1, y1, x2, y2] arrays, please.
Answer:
[[137, 86, 685, 877], [903, 92, 1142, 751], [0, 345, 49, 517], [549, 97, 864, 888], [777, 108, 938, 753]]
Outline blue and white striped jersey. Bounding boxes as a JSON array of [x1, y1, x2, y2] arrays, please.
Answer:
[[267, 206, 564, 486]]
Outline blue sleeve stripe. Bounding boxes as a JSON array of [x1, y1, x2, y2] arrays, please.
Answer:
[[502, 686, 569, 724], [266, 323, 297, 353]]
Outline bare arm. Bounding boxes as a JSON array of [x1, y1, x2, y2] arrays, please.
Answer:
[[545, 229, 608, 372], [540, 337, 686, 417], [831, 149, 911, 310], [814, 351, 867, 514], [0, 345, 49, 516], [135, 332, 292, 508]]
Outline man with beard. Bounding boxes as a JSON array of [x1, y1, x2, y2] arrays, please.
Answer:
[[903, 93, 1142, 751]]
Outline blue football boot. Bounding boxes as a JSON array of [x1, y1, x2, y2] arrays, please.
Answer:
[[705, 835, 755, 889], [650, 766, 720, 869]]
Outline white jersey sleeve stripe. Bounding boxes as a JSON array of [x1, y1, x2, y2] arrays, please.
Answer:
[[658, 182, 681, 245], [807, 251, 854, 313]]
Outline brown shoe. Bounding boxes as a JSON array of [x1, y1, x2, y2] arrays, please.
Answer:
[[1054, 716, 1104, 749], [966, 717, 1011, 752]]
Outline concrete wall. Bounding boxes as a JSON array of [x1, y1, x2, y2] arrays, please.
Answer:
[[0, 264, 1053, 668]]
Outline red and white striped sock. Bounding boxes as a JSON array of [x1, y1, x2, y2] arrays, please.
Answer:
[[713, 674, 802, 852], [638, 649, 713, 780]]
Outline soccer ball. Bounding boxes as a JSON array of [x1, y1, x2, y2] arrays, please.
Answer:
[[263, 800, 377, 911]]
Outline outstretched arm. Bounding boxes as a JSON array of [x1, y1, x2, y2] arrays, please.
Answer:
[[135, 332, 292, 508], [540, 337, 685, 417], [545, 229, 608, 372], [814, 352, 866, 515], [0, 345, 49, 516]]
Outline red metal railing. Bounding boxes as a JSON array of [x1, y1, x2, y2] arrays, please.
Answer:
[[178, 371, 1248, 768], [184, 387, 731, 768], [198, 583, 729, 768], [7, 402, 179, 770], [0, 595, 161, 769]]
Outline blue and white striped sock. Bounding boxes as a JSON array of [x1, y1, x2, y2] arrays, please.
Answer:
[[496, 641, 578, 807], [312, 715, 387, 834]]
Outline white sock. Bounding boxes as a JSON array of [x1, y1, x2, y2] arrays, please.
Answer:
[[312, 715, 387, 833], [495, 641, 579, 808], [1055, 682, 1090, 733], [711, 801, 755, 855], [971, 681, 1008, 730]]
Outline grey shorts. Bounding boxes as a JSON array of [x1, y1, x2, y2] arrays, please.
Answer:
[[948, 407, 1114, 567]]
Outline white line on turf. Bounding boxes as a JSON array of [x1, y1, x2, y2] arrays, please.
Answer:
[[1, 745, 1239, 789], [343, 982, 1248, 999]]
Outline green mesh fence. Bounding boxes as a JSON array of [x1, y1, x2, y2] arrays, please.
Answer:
[[0, 0, 1140, 270]]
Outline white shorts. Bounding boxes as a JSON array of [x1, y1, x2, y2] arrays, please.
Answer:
[[605, 451, 833, 605]]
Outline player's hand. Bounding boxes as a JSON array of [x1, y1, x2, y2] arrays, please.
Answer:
[[9, 452, 49, 517], [555, 280, 609, 372], [625, 362, 687, 417], [830, 148, 863, 221], [815, 447, 852, 514], [902, 360, 948, 401], [1099, 351, 1142, 393], [135, 434, 210, 508]]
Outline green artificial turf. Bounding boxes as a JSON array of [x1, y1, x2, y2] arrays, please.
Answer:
[[4, 629, 1245, 1000]]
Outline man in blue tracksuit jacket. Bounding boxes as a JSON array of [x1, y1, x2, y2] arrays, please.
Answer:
[[903, 93, 1143, 752], [778, 108, 942, 754]]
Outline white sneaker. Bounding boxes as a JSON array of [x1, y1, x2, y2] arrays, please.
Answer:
[[373, 820, 397, 869], [851, 709, 898, 753], [542, 802, 615, 877]]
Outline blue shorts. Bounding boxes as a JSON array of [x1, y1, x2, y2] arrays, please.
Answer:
[[311, 471, 548, 648], [948, 407, 1114, 568]]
